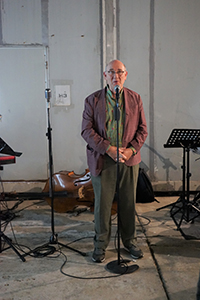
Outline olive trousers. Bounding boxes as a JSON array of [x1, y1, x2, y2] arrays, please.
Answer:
[[91, 155, 139, 250]]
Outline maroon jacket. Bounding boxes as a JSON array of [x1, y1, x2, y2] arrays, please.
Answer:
[[81, 87, 148, 176]]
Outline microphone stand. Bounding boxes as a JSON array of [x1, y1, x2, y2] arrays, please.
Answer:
[[23, 89, 86, 259], [106, 86, 139, 274]]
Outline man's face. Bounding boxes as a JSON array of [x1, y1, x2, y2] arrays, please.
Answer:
[[103, 60, 128, 94]]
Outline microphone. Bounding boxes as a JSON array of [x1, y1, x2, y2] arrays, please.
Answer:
[[114, 85, 120, 95], [45, 88, 51, 102], [114, 85, 120, 121]]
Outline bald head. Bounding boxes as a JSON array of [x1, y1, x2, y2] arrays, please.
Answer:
[[105, 60, 126, 72], [104, 60, 128, 95]]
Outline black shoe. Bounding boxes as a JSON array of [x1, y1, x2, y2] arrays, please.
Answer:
[[92, 248, 105, 263], [125, 245, 143, 259]]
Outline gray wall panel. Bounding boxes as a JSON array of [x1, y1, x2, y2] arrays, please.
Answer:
[[119, 0, 150, 172], [48, 0, 100, 175], [1, 0, 42, 44], [154, 0, 200, 181], [0, 48, 46, 180]]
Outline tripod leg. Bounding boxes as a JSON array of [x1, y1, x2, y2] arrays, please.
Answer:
[[57, 241, 86, 256], [156, 197, 182, 211], [192, 192, 200, 203], [0, 232, 26, 262], [48, 234, 86, 256], [156, 202, 176, 211]]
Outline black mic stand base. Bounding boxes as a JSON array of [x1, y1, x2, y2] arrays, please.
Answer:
[[106, 259, 139, 275], [48, 233, 86, 256], [22, 232, 87, 260], [38, 89, 87, 258]]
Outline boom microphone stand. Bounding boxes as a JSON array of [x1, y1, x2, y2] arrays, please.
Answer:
[[24, 89, 86, 257], [106, 85, 139, 274]]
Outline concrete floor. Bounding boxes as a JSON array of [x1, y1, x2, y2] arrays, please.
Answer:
[[0, 196, 200, 300]]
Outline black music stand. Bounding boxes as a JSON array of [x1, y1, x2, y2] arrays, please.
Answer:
[[0, 138, 25, 261], [0, 137, 22, 157], [161, 129, 200, 230]]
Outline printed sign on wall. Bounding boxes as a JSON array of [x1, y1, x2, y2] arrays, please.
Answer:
[[55, 85, 71, 106]]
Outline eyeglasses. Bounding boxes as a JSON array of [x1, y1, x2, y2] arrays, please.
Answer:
[[107, 70, 126, 76]]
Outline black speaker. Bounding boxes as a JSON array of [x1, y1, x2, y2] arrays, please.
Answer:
[[136, 168, 155, 203]]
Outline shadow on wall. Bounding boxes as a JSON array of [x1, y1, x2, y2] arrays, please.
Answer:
[[142, 143, 177, 182]]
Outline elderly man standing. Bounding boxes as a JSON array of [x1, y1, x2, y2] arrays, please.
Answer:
[[81, 59, 148, 263]]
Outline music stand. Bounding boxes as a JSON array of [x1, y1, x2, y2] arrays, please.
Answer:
[[161, 129, 200, 230], [0, 138, 25, 261], [0, 137, 22, 157]]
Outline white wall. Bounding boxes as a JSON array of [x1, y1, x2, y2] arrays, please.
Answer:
[[0, 0, 200, 189]]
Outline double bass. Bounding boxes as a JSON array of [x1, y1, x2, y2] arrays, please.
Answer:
[[43, 169, 95, 213], [43, 169, 117, 215]]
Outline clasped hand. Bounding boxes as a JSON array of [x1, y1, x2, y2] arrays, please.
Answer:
[[106, 146, 133, 163]]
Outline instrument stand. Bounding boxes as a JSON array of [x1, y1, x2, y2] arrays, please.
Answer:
[[159, 129, 200, 231], [0, 183, 25, 262], [0, 141, 25, 261], [106, 87, 139, 274], [26, 89, 86, 258]]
